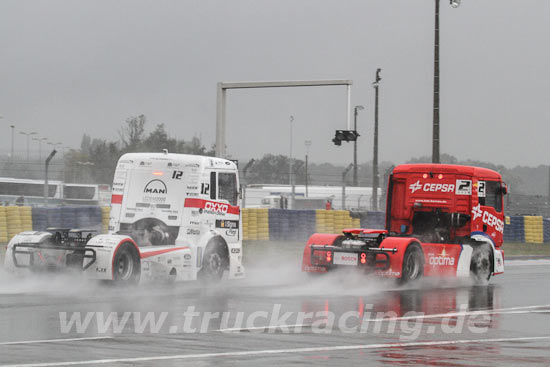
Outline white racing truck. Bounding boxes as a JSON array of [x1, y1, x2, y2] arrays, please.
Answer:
[[4, 152, 245, 284]]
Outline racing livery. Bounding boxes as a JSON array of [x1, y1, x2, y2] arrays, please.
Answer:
[[302, 164, 507, 284], [5, 152, 245, 284]]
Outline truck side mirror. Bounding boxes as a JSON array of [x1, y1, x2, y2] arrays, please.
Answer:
[[451, 213, 470, 228], [500, 183, 508, 195]]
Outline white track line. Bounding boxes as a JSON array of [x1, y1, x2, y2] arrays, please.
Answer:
[[368, 304, 550, 322], [216, 304, 550, 332], [506, 259, 550, 266], [0, 336, 113, 346], [217, 323, 313, 333], [2, 336, 550, 367]]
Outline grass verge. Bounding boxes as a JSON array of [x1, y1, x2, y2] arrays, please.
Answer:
[[502, 242, 550, 256]]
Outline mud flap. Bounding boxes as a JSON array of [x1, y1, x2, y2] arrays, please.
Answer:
[[227, 253, 245, 279], [493, 247, 504, 274], [456, 245, 473, 277]]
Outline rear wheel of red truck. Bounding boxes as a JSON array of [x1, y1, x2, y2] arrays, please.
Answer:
[[400, 243, 424, 284]]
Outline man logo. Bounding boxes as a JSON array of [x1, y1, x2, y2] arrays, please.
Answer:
[[144, 180, 167, 195]]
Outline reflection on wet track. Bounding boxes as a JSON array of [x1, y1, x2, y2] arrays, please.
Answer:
[[0, 259, 549, 366]]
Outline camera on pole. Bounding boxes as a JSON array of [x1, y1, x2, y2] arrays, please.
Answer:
[[332, 130, 359, 146]]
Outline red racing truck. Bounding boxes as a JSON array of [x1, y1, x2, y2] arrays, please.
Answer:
[[302, 164, 507, 284]]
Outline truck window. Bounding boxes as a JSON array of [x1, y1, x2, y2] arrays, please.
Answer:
[[479, 181, 502, 212], [210, 172, 217, 200], [218, 172, 238, 206]]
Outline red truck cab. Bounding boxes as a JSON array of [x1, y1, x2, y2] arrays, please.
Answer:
[[388, 164, 506, 247]]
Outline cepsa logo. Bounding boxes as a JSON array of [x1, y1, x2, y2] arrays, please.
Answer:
[[409, 180, 455, 194], [144, 180, 167, 195], [204, 202, 229, 214], [472, 204, 504, 233]]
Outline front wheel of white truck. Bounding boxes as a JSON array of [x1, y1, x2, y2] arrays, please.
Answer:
[[199, 240, 228, 282]]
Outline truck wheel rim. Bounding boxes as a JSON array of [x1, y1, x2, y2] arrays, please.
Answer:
[[207, 253, 221, 274], [473, 250, 490, 279], [117, 253, 133, 280]]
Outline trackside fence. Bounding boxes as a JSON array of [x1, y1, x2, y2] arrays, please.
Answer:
[[0, 207, 549, 244]]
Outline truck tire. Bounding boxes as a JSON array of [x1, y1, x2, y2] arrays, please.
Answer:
[[199, 242, 228, 282], [470, 243, 492, 284], [112, 242, 141, 285], [400, 243, 424, 284]]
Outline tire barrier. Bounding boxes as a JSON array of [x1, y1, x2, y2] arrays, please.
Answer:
[[101, 206, 110, 234], [0, 206, 110, 244], [544, 218, 550, 244], [0, 207, 8, 243], [1, 206, 549, 244], [242, 208, 269, 241], [524, 216, 543, 244], [504, 216, 525, 243]]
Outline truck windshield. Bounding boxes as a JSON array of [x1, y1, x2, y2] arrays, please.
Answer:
[[479, 181, 502, 212], [219, 172, 238, 206]]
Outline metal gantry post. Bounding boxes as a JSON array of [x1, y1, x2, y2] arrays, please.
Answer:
[[353, 106, 364, 187], [373, 69, 381, 211]]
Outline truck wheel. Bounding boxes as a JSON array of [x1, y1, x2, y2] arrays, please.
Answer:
[[400, 243, 424, 283], [112, 242, 141, 285], [470, 244, 492, 284], [199, 243, 227, 282]]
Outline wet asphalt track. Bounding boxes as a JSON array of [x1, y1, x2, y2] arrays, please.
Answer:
[[1, 255, 550, 366]]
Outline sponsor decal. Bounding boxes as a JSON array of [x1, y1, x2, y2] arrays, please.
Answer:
[[144, 180, 167, 195], [456, 180, 472, 195], [186, 228, 200, 236], [472, 204, 483, 220], [184, 254, 192, 260], [226, 229, 237, 236], [216, 219, 239, 229], [409, 180, 455, 194], [185, 163, 200, 168], [189, 220, 200, 226], [471, 204, 504, 233], [230, 248, 241, 254], [186, 185, 198, 190], [200, 183, 210, 195], [377, 268, 401, 277], [414, 199, 448, 204], [409, 180, 422, 193], [428, 247, 455, 266], [477, 181, 486, 197], [184, 198, 240, 215], [205, 202, 228, 214]]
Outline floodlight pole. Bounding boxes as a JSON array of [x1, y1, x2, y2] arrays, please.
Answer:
[[215, 80, 353, 158], [44, 150, 57, 206]]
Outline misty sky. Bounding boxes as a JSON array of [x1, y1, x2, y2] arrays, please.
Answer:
[[0, 0, 548, 167]]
